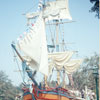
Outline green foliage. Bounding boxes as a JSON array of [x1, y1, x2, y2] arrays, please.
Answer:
[[89, 0, 99, 18], [0, 71, 21, 100], [72, 53, 99, 92]]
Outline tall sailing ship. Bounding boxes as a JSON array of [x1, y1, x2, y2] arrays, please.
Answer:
[[12, 0, 83, 100]]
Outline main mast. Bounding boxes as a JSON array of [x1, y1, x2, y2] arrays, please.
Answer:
[[43, 0, 73, 87], [55, 20, 60, 85]]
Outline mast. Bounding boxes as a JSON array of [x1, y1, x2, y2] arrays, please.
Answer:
[[55, 20, 60, 85], [43, 0, 48, 88], [55, 20, 59, 52], [44, 75, 48, 88], [63, 67, 66, 88], [11, 44, 38, 86]]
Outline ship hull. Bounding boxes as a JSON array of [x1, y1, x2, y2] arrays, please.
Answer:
[[23, 92, 72, 100], [23, 86, 78, 100], [34, 93, 71, 100]]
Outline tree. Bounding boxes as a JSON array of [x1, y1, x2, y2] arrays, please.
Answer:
[[0, 71, 21, 100], [89, 0, 99, 18], [72, 53, 99, 92]]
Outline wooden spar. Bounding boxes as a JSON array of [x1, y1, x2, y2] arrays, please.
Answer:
[[46, 21, 76, 25], [11, 43, 38, 86], [44, 75, 48, 88], [11, 44, 24, 62], [55, 20, 60, 85], [56, 20, 59, 51], [63, 67, 66, 88], [57, 70, 60, 85]]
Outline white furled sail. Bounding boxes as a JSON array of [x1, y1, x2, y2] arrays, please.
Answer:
[[64, 59, 83, 74], [17, 13, 48, 76], [25, 0, 72, 22], [43, 0, 72, 21], [49, 51, 74, 67], [48, 52, 82, 75], [48, 51, 74, 74]]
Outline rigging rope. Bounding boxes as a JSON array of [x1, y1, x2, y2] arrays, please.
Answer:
[[47, 20, 56, 52], [62, 22, 66, 51], [48, 21, 54, 45], [58, 22, 62, 51], [12, 47, 23, 82], [58, 21, 65, 51], [23, 1, 39, 14]]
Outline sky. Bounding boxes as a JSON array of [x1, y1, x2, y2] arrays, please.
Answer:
[[0, 0, 99, 86]]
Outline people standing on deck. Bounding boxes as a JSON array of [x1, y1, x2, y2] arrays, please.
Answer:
[[81, 89, 84, 98]]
